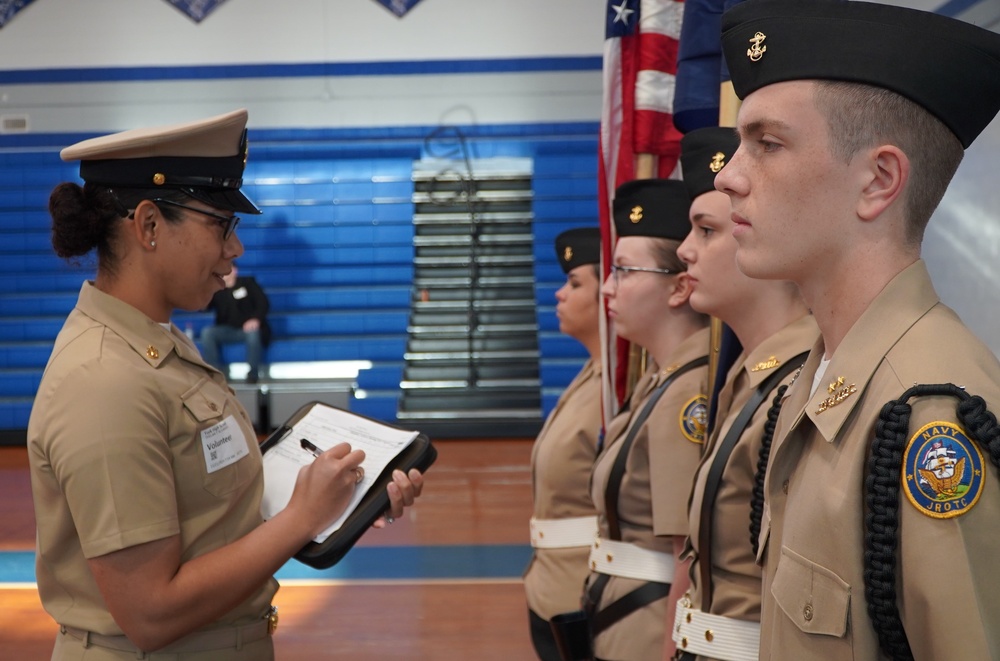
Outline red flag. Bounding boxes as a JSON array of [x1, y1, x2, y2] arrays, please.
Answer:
[[598, 0, 685, 421]]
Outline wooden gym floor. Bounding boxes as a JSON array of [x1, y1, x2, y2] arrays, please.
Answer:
[[0, 439, 539, 660]]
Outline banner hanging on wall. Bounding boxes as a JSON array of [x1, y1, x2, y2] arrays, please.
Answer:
[[165, 0, 229, 23], [373, 0, 423, 18], [0, 0, 34, 29]]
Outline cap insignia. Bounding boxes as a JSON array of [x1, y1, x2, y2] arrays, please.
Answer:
[[629, 205, 644, 224], [709, 152, 726, 173], [903, 421, 984, 519], [152, 173, 166, 186], [747, 32, 767, 62], [564, 246, 573, 262]]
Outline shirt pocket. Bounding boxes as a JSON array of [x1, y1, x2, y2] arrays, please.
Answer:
[[771, 545, 851, 638], [181, 379, 253, 498]]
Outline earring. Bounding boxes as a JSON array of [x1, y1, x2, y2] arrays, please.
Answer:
[[150, 240, 156, 247]]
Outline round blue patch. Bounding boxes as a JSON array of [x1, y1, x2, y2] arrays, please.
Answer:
[[679, 395, 708, 444], [903, 421, 985, 519]]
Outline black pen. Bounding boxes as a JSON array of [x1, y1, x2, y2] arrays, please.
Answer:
[[300, 438, 323, 458]]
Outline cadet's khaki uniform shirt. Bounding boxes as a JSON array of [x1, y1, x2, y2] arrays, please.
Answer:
[[587, 328, 709, 661], [683, 315, 818, 660], [759, 261, 1000, 660], [28, 283, 276, 658], [524, 358, 602, 620]]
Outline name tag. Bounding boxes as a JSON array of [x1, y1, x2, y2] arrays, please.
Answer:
[[232, 286, 248, 300], [201, 415, 250, 473]]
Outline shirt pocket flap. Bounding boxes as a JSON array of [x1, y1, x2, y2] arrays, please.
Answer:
[[771, 546, 850, 637], [181, 379, 227, 423]]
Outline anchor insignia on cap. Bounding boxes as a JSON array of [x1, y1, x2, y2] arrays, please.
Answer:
[[747, 32, 767, 62], [709, 152, 726, 173], [630, 205, 644, 224], [564, 246, 573, 262]]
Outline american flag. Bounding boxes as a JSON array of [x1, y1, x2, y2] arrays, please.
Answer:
[[0, 0, 33, 29], [165, 0, 228, 23], [598, 0, 685, 420]]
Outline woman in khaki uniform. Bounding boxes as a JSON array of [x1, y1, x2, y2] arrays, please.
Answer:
[[524, 227, 603, 661], [584, 179, 709, 661], [27, 110, 423, 660], [672, 126, 818, 661], [713, 1, 1000, 659]]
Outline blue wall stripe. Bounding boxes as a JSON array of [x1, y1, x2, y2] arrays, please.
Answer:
[[0, 56, 603, 85]]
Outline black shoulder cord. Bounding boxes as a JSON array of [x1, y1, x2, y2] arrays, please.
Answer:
[[697, 352, 806, 611], [866, 383, 1000, 661], [748, 383, 790, 558]]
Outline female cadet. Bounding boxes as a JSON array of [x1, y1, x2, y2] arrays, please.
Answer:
[[524, 227, 603, 661], [583, 179, 709, 661], [27, 109, 423, 660], [672, 127, 818, 661]]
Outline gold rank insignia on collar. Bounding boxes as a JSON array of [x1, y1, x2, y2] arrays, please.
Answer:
[[563, 246, 573, 262], [747, 31, 767, 61], [751, 356, 780, 372], [145, 345, 159, 360], [629, 205, 643, 223], [816, 375, 857, 414], [709, 151, 726, 173]]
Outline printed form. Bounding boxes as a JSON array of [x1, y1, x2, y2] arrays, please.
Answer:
[[260, 404, 419, 542]]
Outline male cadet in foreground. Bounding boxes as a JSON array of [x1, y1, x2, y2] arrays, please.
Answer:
[[714, 0, 1000, 659]]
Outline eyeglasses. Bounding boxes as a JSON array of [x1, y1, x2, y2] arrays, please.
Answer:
[[610, 264, 676, 287], [153, 199, 240, 240]]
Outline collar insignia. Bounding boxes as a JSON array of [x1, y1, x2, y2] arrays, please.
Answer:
[[816, 376, 856, 414], [751, 356, 780, 372], [146, 345, 159, 360]]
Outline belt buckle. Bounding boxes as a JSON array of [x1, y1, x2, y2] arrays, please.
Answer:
[[266, 606, 279, 635]]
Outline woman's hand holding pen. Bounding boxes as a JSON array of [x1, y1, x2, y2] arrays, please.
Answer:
[[372, 468, 425, 529], [287, 442, 366, 539]]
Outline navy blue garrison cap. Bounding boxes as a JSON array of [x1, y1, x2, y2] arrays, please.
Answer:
[[613, 179, 691, 241], [721, 0, 1000, 148], [680, 127, 740, 200], [555, 227, 601, 274]]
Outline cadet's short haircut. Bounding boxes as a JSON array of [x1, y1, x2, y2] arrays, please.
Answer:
[[814, 81, 964, 246]]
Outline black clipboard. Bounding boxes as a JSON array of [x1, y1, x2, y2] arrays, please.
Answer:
[[259, 400, 437, 569]]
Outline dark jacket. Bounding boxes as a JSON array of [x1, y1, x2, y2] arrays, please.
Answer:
[[207, 276, 271, 346]]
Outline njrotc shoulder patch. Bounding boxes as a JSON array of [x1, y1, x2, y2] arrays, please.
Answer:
[[679, 395, 708, 444], [903, 421, 985, 519]]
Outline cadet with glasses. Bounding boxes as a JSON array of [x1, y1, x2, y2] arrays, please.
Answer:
[[28, 109, 423, 660], [716, 1, 1000, 658], [581, 179, 709, 661]]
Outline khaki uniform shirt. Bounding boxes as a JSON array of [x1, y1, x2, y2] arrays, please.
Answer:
[[587, 327, 710, 661], [758, 261, 1000, 660], [686, 314, 818, 633], [524, 358, 602, 620], [28, 283, 277, 643]]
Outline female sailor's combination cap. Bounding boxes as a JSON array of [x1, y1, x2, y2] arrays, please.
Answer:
[[721, 0, 1000, 148], [555, 227, 600, 274], [59, 108, 261, 214], [613, 179, 691, 241], [680, 127, 740, 200]]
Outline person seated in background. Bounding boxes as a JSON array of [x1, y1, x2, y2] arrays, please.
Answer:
[[201, 263, 270, 383]]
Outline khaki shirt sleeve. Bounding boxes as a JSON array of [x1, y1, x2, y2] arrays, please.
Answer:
[[46, 358, 180, 558]]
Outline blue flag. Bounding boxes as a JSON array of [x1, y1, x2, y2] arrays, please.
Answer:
[[166, 0, 228, 23], [673, 0, 744, 133], [373, 0, 423, 17], [0, 0, 34, 29]]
